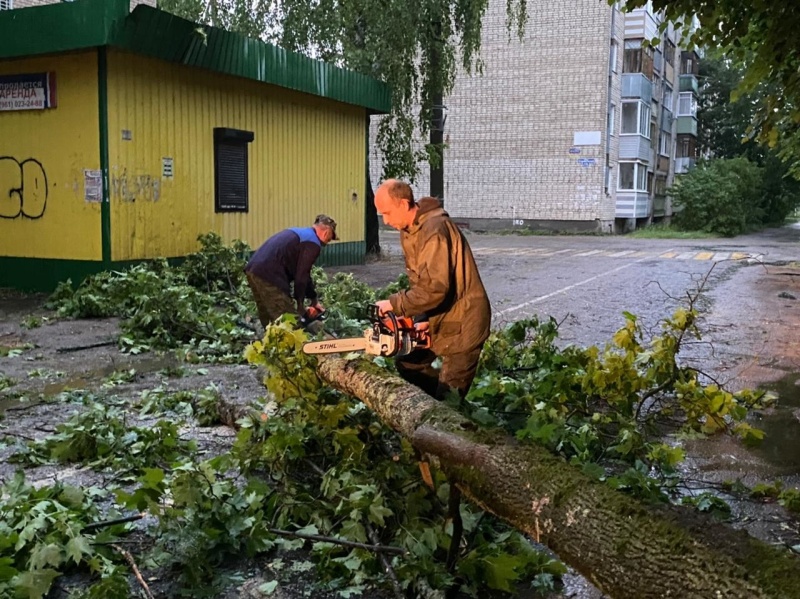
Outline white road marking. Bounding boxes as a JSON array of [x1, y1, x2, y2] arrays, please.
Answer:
[[493, 251, 671, 317]]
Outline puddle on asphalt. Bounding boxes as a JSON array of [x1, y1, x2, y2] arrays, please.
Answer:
[[750, 372, 800, 473], [0, 355, 178, 415], [40, 364, 120, 396]]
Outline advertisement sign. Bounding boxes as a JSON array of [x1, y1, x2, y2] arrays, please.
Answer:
[[0, 72, 57, 112]]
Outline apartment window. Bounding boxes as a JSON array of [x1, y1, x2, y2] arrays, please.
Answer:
[[663, 84, 673, 112], [664, 40, 676, 66], [609, 40, 619, 73], [653, 78, 662, 104], [654, 47, 663, 74], [659, 131, 672, 156], [650, 123, 657, 149], [621, 101, 651, 137], [623, 40, 654, 79], [680, 51, 700, 76], [677, 92, 697, 117], [618, 162, 648, 192], [0, 0, 13, 9], [623, 40, 642, 72], [214, 127, 254, 213], [654, 177, 667, 196], [608, 103, 616, 138], [680, 137, 690, 157], [677, 135, 697, 158]]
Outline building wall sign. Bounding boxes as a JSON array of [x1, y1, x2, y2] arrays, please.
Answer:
[[573, 131, 601, 146], [0, 72, 57, 112]]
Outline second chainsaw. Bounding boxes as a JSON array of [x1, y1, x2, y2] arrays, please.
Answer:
[[302, 305, 430, 357]]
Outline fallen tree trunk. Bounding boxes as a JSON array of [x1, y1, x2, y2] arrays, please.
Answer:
[[312, 355, 800, 599]]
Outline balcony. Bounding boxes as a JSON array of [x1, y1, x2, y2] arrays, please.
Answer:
[[676, 116, 697, 136], [622, 73, 653, 102], [675, 157, 696, 173], [679, 74, 698, 94], [616, 192, 652, 219], [619, 135, 651, 161], [624, 8, 659, 39]]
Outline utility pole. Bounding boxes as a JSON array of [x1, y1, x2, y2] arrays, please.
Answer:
[[429, 19, 445, 207], [430, 96, 445, 206]]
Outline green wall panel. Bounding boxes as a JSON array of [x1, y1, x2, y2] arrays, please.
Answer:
[[0, 241, 365, 292]]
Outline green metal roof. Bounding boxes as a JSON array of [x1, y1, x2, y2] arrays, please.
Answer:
[[0, 0, 391, 113]]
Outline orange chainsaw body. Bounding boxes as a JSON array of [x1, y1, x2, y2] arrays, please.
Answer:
[[302, 306, 430, 357]]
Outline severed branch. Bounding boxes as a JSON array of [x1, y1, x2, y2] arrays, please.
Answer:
[[366, 522, 404, 599], [446, 484, 463, 573], [111, 543, 155, 599], [82, 513, 145, 533], [0, 430, 35, 441], [268, 528, 406, 555], [56, 340, 118, 353]]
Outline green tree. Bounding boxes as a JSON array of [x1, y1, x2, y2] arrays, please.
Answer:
[[697, 54, 764, 163], [670, 157, 759, 236], [695, 53, 800, 225]]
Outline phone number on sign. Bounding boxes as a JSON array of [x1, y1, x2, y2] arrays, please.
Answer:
[[0, 99, 45, 110]]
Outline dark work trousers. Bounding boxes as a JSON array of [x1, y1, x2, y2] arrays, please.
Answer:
[[245, 271, 323, 334], [246, 271, 296, 328], [395, 345, 484, 400]]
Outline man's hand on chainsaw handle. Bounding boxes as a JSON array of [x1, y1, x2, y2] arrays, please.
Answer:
[[375, 301, 429, 331], [375, 300, 393, 316], [300, 300, 324, 315]]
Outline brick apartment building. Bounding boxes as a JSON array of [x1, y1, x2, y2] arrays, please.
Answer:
[[368, 0, 701, 234]]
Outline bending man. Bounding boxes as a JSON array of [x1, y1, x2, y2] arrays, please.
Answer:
[[245, 214, 337, 330]]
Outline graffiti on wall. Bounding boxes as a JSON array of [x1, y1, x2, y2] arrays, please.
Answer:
[[111, 169, 161, 203], [0, 156, 48, 219]]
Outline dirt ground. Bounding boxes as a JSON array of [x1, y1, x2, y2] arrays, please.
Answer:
[[1, 242, 800, 598]]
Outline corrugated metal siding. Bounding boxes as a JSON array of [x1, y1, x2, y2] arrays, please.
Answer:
[[111, 5, 391, 114], [0, 51, 102, 260], [624, 8, 658, 40], [0, 0, 391, 114], [619, 135, 651, 162], [624, 13, 645, 37], [106, 50, 365, 262], [615, 192, 650, 218], [0, 0, 127, 58]]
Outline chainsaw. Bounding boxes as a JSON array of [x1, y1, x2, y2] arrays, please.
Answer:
[[299, 305, 327, 330], [302, 305, 430, 357]]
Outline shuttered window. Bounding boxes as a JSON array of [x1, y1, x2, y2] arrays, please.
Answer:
[[214, 128, 254, 213], [0, 0, 13, 10]]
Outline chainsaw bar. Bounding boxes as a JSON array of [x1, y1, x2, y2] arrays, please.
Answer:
[[302, 338, 368, 355]]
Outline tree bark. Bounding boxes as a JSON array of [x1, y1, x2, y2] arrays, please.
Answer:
[[311, 355, 800, 599]]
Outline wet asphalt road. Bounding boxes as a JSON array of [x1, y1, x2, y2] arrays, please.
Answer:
[[341, 223, 800, 598], [373, 223, 800, 349]]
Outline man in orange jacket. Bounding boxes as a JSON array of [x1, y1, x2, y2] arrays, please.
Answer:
[[374, 179, 491, 400]]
